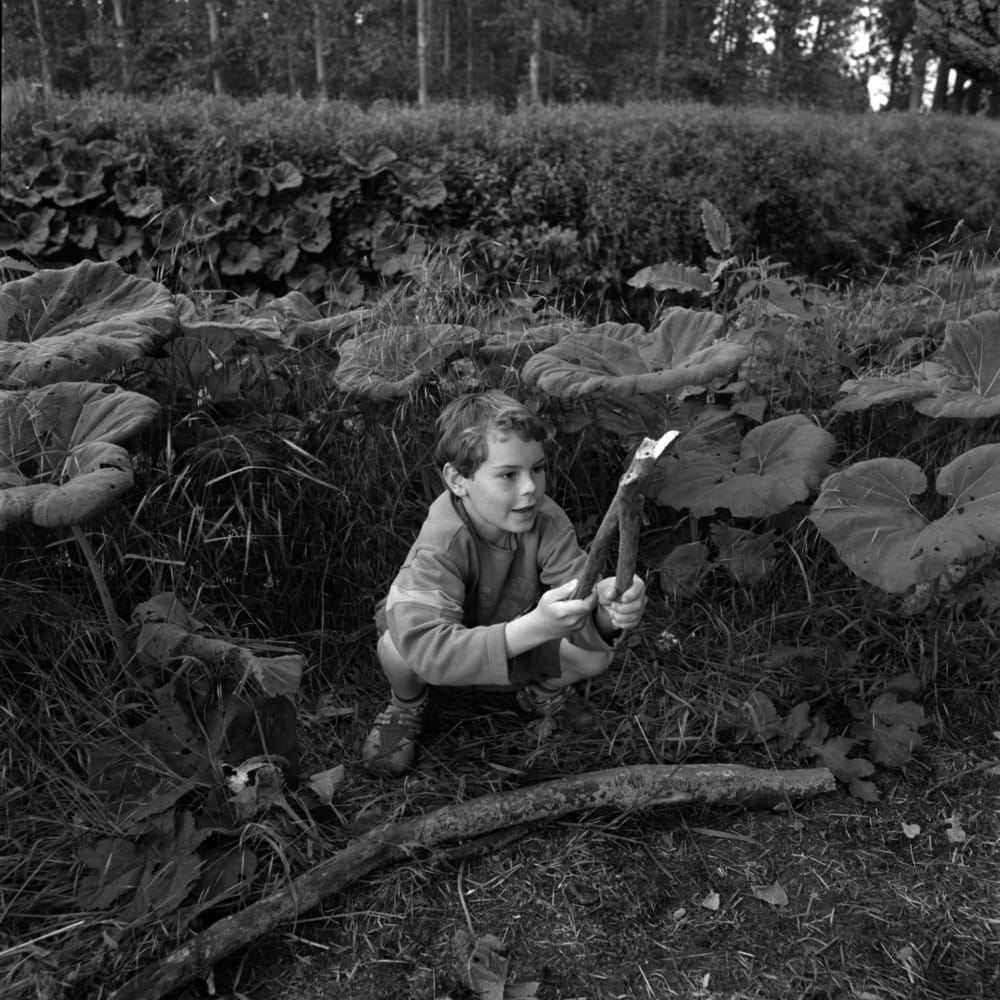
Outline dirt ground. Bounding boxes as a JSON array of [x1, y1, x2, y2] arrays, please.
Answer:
[[186, 677, 1000, 1000]]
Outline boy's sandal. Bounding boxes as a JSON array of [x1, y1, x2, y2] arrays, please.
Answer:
[[362, 699, 427, 777]]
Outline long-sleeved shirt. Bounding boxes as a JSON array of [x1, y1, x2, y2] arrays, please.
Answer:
[[376, 490, 614, 686]]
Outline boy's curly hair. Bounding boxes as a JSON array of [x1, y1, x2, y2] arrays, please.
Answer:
[[435, 390, 552, 477]]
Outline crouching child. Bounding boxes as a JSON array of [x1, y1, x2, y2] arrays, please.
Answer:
[[363, 389, 647, 777]]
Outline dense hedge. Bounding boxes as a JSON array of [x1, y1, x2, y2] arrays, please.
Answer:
[[2, 91, 999, 317]]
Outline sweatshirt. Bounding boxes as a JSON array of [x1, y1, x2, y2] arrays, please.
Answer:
[[377, 490, 613, 686]]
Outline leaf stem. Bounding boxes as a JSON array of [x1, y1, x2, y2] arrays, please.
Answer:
[[70, 524, 129, 670]]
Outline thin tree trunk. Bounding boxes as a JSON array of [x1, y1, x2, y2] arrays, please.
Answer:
[[286, 31, 296, 95], [205, 1, 224, 95], [932, 56, 950, 109], [110, 0, 130, 91], [442, 0, 451, 81], [528, 3, 541, 104], [909, 45, 929, 110], [654, 0, 668, 96], [466, 0, 474, 99], [313, 1, 328, 99], [417, 0, 429, 104], [29, 0, 54, 95]]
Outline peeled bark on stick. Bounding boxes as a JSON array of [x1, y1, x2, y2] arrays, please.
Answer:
[[111, 762, 835, 1000], [572, 430, 679, 600]]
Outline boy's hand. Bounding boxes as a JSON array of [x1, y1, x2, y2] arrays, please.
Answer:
[[533, 578, 598, 638], [596, 575, 646, 632]]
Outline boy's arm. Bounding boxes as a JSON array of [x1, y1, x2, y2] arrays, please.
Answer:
[[504, 578, 598, 657], [386, 543, 513, 687]]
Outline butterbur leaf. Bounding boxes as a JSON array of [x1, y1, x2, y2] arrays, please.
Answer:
[[914, 311, 1000, 418], [0, 260, 178, 385], [836, 311, 1000, 418], [333, 324, 481, 399], [0, 382, 159, 530], [628, 261, 714, 294], [659, 414, 834, 517], [522, 312, 747, 400], [270, 161, 303, 191], [810, 445, 1000, 593], [809, 458, 929, 593], [910, 443, 1000, 571], [134, 592, 303, 696]]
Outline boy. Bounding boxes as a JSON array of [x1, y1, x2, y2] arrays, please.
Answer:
[[363, 390, 647, 777]]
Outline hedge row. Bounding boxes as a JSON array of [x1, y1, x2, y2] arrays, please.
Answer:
[[2, 91, 999, 317]]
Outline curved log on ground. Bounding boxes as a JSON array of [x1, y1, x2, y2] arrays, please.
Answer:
[[110, 762, 836, 1000]]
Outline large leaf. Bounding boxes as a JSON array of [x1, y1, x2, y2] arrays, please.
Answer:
[[836, 311, 1000, 418], [521, 311, 748, 400], [655, 414, 835, 518], [910, 443, 1000, 568], [0, 260, 178, 386], [134, 592, 303, 697], [809, 444, 1000, 592], [914, 311, 1000, 417], [0, 382, 159, 529], [627, 262, 714, 294], [332, 324, 481, 399]]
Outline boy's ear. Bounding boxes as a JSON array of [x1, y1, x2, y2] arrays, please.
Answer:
[[442, 463, 467, 496]]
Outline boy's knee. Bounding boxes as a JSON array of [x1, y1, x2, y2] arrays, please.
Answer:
[[562, 642, 613, 680]]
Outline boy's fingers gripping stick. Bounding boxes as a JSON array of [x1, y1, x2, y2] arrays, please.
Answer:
[[571, 430, 680, 602]]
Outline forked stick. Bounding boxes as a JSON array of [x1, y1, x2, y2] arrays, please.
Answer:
[[571, 429, 679, 601]]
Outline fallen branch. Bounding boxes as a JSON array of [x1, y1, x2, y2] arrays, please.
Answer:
[[111, 762, 835, 1000], [573, 430, 679, 599]]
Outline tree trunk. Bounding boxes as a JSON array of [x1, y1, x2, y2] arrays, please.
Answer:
[[109, 762, 837, 1000], [442, 0, 451, 81], [528, 3, 541, 104], [313, 1, 328, 99], [29, 0, 54, 95], [909, 44, 929, 110], [417, 0, 429, 105], [654, 0, 668, 96], [110, 0, 130, 91], [205, 1, 224, 95], [932, 55, 951, 108], [466, 0, 474, 99]]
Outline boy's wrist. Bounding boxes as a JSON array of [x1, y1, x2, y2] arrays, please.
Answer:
[[504, 610, 552, 658]]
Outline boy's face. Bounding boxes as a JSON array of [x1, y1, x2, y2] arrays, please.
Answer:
[[445, 432, 547, 544]]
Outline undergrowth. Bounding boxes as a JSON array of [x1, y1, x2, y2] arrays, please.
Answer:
[[1, 231, 998, 999]]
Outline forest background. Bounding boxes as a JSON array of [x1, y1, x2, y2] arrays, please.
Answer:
[[3, 0, 1000, 116]]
